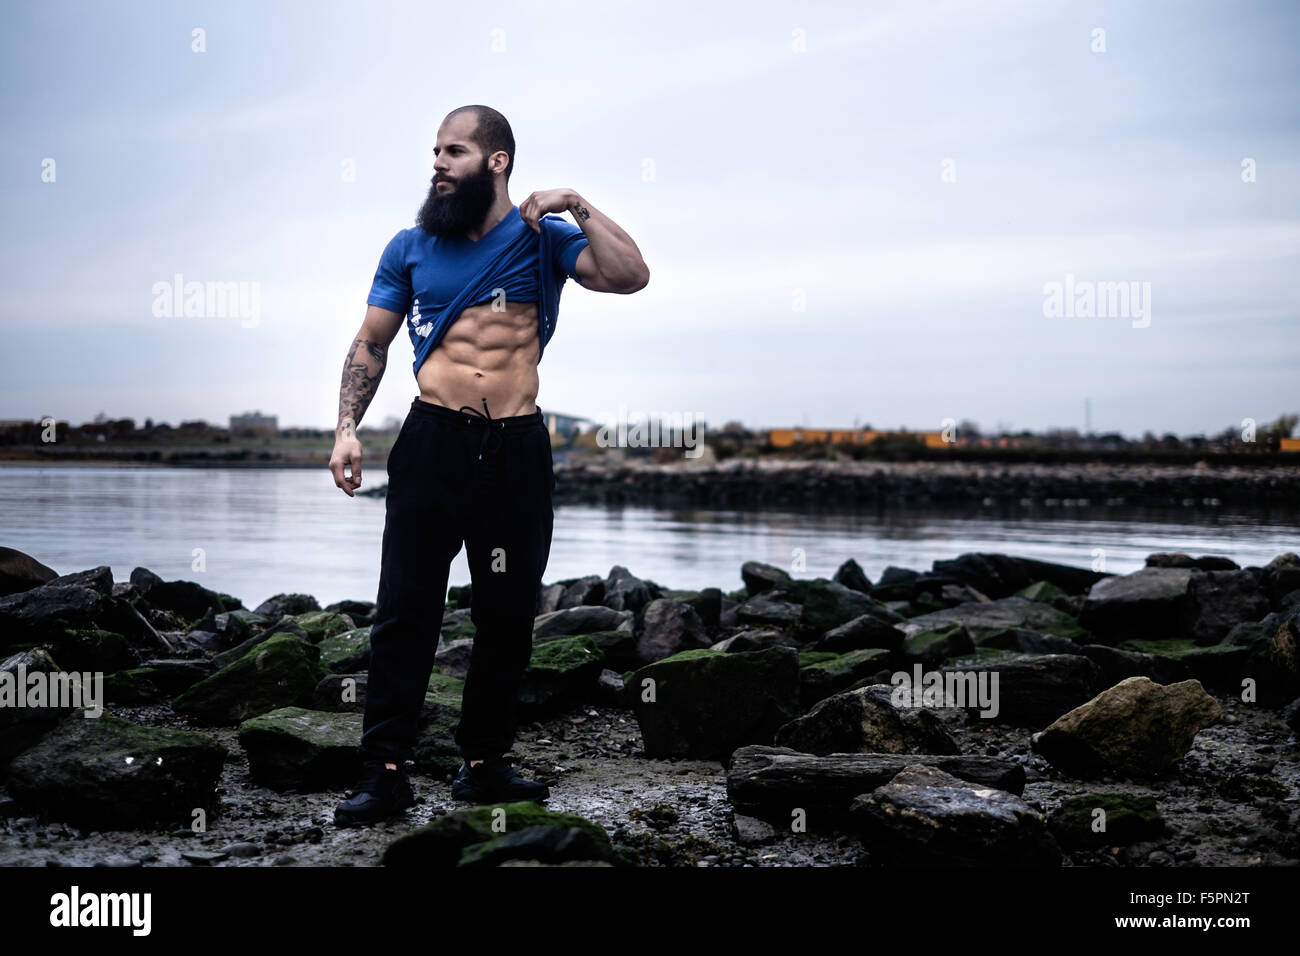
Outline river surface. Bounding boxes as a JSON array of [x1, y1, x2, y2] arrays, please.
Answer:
[[3, 465, 1297, 609]]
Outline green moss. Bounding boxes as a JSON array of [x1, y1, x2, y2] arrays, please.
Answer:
[[802, 647, 889, 677], [654, 648, 721, 665], [317, 625, 370, 670], [293, 610, 355, 641], [1016, 580, 1066, 602], [529, 635, 601, 671], [797, 651, 840, 668]]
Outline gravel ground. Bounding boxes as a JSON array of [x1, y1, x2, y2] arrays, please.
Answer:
[[0, 691, 1295, 867]]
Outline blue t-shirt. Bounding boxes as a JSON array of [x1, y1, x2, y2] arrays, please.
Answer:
[[366, 205, 589, 375]]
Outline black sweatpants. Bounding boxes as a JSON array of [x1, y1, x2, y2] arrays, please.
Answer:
[[360, 395, 555, 765]]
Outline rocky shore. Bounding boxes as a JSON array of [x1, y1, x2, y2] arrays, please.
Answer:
[[1, 546, 1298, 867], [543, 458, 1300, 510]]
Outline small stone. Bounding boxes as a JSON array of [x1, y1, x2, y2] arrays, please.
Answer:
[[180, 849, 229, 865]]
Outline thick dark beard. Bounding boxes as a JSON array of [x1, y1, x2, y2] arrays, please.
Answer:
[[415, 158, 498, 237]]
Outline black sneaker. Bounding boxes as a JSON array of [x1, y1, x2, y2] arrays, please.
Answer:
[[451, 757, 550, 803], [333, 759, 416, 827]]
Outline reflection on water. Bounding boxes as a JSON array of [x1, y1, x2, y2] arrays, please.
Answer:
[[3, 466, 1297, 609]]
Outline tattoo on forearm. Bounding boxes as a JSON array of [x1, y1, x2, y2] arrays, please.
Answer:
[[569, 200, 590, 223], [338, 336, 387, 432]]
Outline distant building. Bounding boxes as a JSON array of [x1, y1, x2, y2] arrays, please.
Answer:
[[230, 410, 278, 437], [769, 427, 949, 449], [1281, 437, 1300, 453]]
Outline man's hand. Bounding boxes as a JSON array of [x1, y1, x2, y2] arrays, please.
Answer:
[[330, 418, 363, 497], [519, 188, 576, 233]]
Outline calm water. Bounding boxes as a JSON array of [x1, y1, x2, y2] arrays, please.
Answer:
[[2, 465, 1297, 610]]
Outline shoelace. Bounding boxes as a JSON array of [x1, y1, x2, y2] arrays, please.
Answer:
[[459, 397, 505, 460]]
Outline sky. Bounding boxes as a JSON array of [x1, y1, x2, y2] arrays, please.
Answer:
[[2, 0, 1297, 438]]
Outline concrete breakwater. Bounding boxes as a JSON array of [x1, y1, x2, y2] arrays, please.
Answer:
[[547, 458, 1300, 509]]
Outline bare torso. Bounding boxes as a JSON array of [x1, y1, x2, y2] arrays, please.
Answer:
[[415, 299, 541, 418]]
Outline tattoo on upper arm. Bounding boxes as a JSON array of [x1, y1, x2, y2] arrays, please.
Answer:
[[339, 336, 388, 428], [569, 200, 590, 223]]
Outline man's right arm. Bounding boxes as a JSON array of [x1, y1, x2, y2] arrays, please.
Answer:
[[331, 305, 406, 496]]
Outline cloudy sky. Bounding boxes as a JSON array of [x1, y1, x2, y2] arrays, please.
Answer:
[[3, 0, 1296, 438]]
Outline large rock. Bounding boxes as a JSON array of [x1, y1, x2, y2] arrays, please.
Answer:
[[1261, 553, 1300, 606], [930, 553, 1109, 599], [434, 637, 474, 679], [1146, 552, 1239, 571], [1186, 570, 1270, 645], [555, 575, 606, 610], [979, 627, 1082, 655], [236, 706, 364, 791], [869, 566, 921, 602], [533, 605, 633, 640], [937, 653, 1104, 726], [799, 647, 892, 705], [734, 592, 803, 629], [1077, 644, 1190, 686], [1079, 567, 1195, 642], [741, 561, 794, 597], [173, 632, 323, 725], [634, 599, 710, 665], [1111, 638, 1250, 692], [0, 648, 80, 772], [128, 567, 242, 623], [814, 610, 907, 654], [517, 635, 604, 720], [381, 801, 611, 867], [774, 684, 959, 756], [291, 610, 356, 643], [210, 615, 311, 670], [1243, 613, 1300, 705], [630, 647, 800, 760], [1046, 792, 1166, 849], [800, 579, 882, 636], [602, 566, 657, 615], [849, 764, 1061, 866], [1031, 676, 1221, 778], [726, 745, 1024, 828], [103, 659, 210, 703], [413, 673, 466, 776], [5, 712, 226, 829], [660, 588, 724, 629], [711, 628, 800, 653], [312, 672, 366, 712], [832, 558, 873, 595], [458, 825, 618, 868], [898, 596, 1088, 644], [0, 571, 171, 659], [0, 547, 58, 597], [318, 625, 371, 673], [252, 593, 320, 619], [899, 622, 976, 667]]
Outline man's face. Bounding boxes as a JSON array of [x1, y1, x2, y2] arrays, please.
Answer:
[[416, 146, 498, 237]]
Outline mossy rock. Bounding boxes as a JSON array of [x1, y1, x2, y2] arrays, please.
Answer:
[[173, 633, 322, 725], [382, 802, 610, 867], [293, 610, 355, 642], [319, 625, 371, 673], [1047, 792, 1164, 849]]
